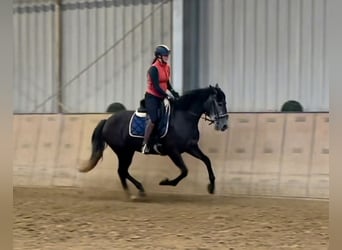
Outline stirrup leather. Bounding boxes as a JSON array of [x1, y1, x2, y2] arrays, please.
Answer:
[[141, 144, 150, 154]]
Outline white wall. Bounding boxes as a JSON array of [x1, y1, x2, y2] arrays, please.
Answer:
[[13, 0, 57, 113], [194, 0, 328, 112], [13, 0, 172, 113], [13, 0, 329, 113]]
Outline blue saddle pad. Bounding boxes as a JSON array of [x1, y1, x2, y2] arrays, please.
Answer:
[[129, 100, 171, 138]]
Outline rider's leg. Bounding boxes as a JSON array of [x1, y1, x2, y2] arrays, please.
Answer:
[[141, 119, 155, 153], [142, 93, 161, 153]]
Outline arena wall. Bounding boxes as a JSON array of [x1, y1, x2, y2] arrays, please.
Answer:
[[13, 113, 329, 199]]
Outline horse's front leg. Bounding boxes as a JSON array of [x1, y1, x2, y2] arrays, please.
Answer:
[[186, 144, 215, 194], [159, 151, 188, 186]]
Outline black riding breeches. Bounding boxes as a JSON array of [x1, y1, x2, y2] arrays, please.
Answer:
[[144, 92, 163, 124]]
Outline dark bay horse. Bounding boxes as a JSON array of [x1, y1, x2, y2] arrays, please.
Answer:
[[79, 84, 229, 198]]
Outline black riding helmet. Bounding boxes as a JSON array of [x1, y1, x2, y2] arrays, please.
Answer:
[[154, 45, 171, 57]]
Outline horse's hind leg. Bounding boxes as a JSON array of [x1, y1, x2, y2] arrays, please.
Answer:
[[186, 144, 215, 194], [159, 151, 188, 186], [117, 151, 145, 198]]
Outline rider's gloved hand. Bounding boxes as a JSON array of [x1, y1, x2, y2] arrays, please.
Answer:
[[168, 94, 175, 100], [166, 90, 175, 100]]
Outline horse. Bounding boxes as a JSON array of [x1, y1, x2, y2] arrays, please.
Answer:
[[79, 84, 229, 198]]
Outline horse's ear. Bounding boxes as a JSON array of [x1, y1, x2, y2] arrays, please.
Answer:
[[215, 83, 219, 88], [211, 84, 218, 94]]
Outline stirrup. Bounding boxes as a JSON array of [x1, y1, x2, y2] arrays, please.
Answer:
[[153, 144, 162, 154], [141, 144, 150, 154]]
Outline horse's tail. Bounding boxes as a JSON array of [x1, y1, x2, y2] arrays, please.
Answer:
[[79, 119, 107, 173]]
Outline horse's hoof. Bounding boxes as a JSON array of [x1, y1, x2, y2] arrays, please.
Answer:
[[159, 178, 170, 185], [130, 194, 138, 200], [208, 183, 215, 194], [138, 191, 146, 197]]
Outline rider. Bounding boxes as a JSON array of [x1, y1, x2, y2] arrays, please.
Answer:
[[141, 44, 179, 154]]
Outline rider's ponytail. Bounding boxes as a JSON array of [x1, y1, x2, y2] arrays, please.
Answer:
[[152, 56, 158, 64]]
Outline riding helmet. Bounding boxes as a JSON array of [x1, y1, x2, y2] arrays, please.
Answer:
[[154, 45, 171, 57]]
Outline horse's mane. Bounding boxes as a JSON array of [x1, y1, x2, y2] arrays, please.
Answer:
[[174, 87, 213, 110]]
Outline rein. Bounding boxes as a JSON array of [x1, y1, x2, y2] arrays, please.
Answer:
[[188, 111, 228, 125]]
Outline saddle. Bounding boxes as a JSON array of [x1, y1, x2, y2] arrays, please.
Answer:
[[129, 98, 171, 141]]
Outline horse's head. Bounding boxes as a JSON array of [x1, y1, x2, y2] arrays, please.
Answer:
[[203, 84, 229, 131]]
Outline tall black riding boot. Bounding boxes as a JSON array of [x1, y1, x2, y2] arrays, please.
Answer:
[[141, 120, 155, 154]]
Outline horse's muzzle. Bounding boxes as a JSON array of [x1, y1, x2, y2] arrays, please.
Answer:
[[221, 124, 228, 131]]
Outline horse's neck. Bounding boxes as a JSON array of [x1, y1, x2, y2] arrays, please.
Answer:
[[175, 91, 209, 121], [174, 100, 204, 124], [189, 99, 207, 116]]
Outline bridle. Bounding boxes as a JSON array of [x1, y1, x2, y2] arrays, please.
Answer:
[[204, 95, 229, 125], [188, 94, 229, 125]]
